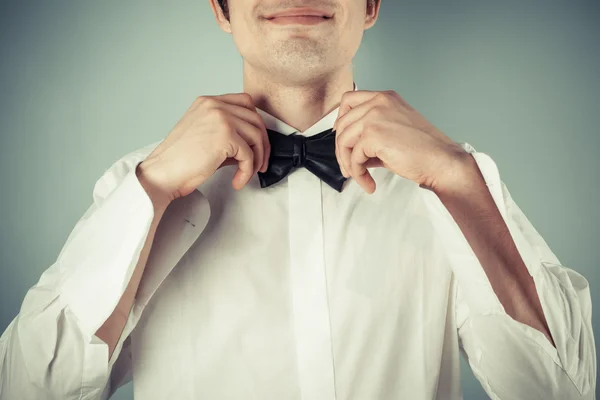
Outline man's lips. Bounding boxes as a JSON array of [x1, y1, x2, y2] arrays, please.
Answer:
[[266, 15, 332, 25], [264, 8, 333, 19]]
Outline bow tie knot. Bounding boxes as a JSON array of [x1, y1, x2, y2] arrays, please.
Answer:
[[292, 134, 307, 167], [258, 128, 347, 192]]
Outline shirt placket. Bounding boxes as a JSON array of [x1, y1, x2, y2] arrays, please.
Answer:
[[287, 168, 337, 400]]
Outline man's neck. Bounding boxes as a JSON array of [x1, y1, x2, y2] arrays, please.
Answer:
[[243, 65, 355, 133]]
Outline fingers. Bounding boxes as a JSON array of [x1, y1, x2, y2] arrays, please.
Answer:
[[215, 93, 270, 172], [228, 133, 255, 190], [218, 102, 270, 173], [334, 98, 376, 134], [336, 119, 365, 178], [195, 94, 270, 172], [340, 144, 352, 178], [350, 141, 376, 194], [229, 116, 265, 177], [214, 92, 256, 111], [335, 90, 380, 130], [335, 96, 379, 178]]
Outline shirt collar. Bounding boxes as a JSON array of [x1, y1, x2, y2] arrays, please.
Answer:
[[255, 82, 358, 138]]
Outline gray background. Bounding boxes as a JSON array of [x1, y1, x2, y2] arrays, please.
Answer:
[[1, 0, 598, 398]]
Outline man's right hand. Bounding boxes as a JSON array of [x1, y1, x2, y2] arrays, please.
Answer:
[[136, 93, 270, 206]]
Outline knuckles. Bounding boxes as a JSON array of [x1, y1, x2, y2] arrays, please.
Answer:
[[340, 91, 353, 102], [194, 95, 214, 106], [239, 92, 254, 105], [376, 91, 395, 105], [211, 108, 230, 124], [366, 106, 385, 119]]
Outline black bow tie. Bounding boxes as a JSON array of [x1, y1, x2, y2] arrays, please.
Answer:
[[257, 128, 347, 192]]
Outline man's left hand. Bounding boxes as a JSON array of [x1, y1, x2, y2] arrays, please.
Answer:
[[333, 90, 471, 194]]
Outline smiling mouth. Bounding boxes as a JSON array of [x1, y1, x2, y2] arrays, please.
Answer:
[[264, 15, 333, 25], [265, 15, 332, 20]]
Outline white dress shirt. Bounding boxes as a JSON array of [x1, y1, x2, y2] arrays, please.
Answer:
[[0, 83, 596, 400]]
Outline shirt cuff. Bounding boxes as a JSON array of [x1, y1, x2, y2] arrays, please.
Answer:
[[58, 168, 155, 342]]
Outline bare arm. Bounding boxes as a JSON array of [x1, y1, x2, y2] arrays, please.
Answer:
[[433, 154, 553, 344], [424, 149, 595, 398], [95, 163, 170, 359]]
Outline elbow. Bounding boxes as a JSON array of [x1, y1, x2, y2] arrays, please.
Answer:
[[552, 322, 596, 399], [1, 303, 92, 399]]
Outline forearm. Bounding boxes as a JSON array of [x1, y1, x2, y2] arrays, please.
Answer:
[[433, 154, 554, 346], [95, 163, 169, 359]]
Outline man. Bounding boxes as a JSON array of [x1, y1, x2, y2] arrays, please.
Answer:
[[0, 0, 595, 399]]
